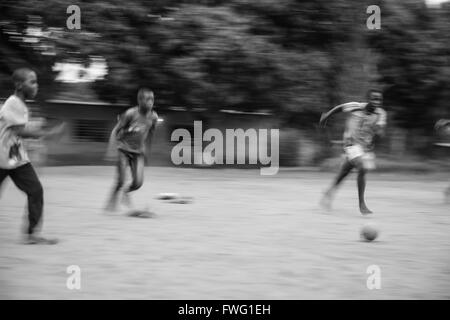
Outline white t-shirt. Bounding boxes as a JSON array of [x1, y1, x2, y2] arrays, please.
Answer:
[[0, 95, 31, 169], [341, 102, 387, 151]]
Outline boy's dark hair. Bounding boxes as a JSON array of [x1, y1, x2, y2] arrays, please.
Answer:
[[367, 88, 383, 99], [137, 88, 154, 100], [12, 68, 35, 87]]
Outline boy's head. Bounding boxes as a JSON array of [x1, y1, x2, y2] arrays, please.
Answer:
[[12, 68, 38, 99], [366, 89, 383, 110], [137, 88, 154, 112]]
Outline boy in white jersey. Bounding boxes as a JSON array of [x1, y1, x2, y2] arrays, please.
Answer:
[[319, 89, 387, 214], [0, 68, 64, 244], [104, 88, 158, 212]]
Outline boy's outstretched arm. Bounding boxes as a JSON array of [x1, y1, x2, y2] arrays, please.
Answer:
[[319, 104, 344, 127], [16, 122, 66, 139], [435, 119, 450, 130], [319, 102, 361, 127]]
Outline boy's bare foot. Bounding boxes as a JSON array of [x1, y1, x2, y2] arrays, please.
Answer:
[[359, 203, 373, 215], [320, 191, 333, 211], [25, 235, 58, 245], [104, 198, 118, 213], [127, 209, 155, 218], [121, 192, 133, 209]]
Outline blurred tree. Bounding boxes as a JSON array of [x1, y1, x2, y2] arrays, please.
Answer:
[[153, 4, 332, 113], [1, 0, 448, 132], [368, 0, 450, 131], [0, 0, 174, 102], [0, 0, 355, 113], [0, 2, 59, 100]]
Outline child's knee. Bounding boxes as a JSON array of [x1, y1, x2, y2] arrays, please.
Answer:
[[129, 179, 143, 192], [115, 176, 125, 188], [357, 167, 368, 176], [133, 181, 144, 191]]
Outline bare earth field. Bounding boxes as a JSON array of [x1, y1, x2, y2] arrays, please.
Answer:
[[0, 166, 449, 299]]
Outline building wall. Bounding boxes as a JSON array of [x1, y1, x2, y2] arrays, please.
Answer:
[[39, 101, 281, 167], [2, 99, 447, 167]]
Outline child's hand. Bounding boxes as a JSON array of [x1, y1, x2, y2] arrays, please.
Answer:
[[435, 119, 450, 131], [45, 122, 66, 139], [319, 113, 328, 127]]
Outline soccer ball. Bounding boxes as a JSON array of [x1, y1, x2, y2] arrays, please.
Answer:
[[360, 224, 378, 242]]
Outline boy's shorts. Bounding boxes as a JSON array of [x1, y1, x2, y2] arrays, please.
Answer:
[[344, 145, 376, 170]]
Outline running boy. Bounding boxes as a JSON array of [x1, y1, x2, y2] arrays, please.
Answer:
[[319, 89, 387, 214], [0, 68, 64, 244], [104, 88, 158, 212]]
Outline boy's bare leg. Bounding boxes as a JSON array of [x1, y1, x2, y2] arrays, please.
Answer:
[[105, 152, 127, 212], [321, 159, 354, 210], [357, 165, 372, 214], [122, 154, 144, 209]]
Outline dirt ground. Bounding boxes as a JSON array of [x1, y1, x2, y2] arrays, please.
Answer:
[[0, 166, 449, 299]]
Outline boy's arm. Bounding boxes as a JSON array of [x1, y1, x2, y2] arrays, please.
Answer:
[[105, 112, 129, 160], [1, 99, 64, 138], [374, 108, 387, 137], [149, 112, 159, 136], [111, 111, 132, 140], [143, 112, 159, 160], [105, 122, 120, 159], [15, 122, 65, 139], [14, 125, 44, 138], [145, 113, 159, 149], [435, 119, 450, 130], [319, 102, 360, 126]]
